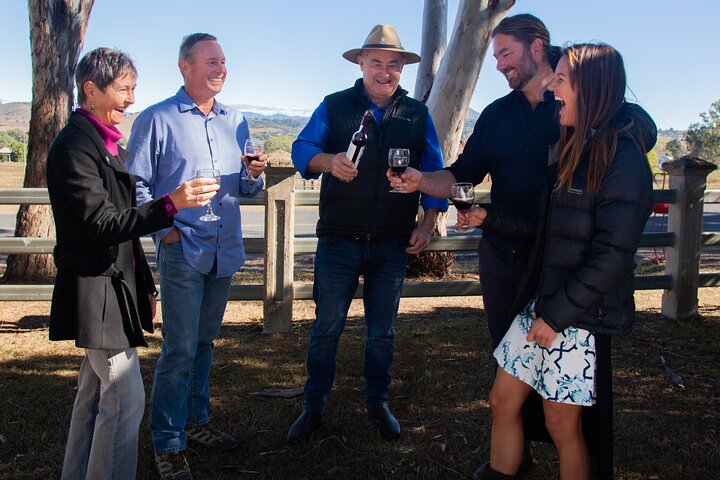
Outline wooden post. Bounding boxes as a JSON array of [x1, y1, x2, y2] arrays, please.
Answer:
[[661, 156, 716, 319], [263, 156, 297, 333]]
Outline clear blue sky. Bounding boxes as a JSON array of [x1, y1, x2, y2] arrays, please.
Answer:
[[0, 0, 716, 130]]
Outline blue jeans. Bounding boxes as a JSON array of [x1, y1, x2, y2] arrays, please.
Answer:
[[150, 240, 232, 454], [62, 348, 144, 480], [304, 235, 408, 412]]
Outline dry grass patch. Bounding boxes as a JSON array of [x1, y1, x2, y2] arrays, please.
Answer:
[[0, 292, 719, 479]]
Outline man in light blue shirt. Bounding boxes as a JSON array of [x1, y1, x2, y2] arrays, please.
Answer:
[[125, 33, 265, 479]]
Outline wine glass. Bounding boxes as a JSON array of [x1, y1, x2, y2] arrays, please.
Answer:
[[388, 148, 410, 193], [243, 139, 264, 182], [451, 183, 475, 233], [196, 168, 221, 222]]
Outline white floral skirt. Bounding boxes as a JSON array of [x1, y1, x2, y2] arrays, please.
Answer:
[[493, 301, 597, 406]]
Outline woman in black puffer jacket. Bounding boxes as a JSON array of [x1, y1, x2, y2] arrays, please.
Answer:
[[468, 43, 655, 480]]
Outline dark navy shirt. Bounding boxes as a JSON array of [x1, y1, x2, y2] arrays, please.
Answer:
[[449, 89, 559, 251]]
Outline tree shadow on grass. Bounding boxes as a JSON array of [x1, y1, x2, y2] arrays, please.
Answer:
[[0, 315, 50, 332]]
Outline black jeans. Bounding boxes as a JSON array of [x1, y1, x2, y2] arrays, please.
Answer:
[[477, 237, 530, 349]]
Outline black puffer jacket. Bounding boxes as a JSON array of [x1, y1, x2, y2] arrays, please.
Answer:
[[506, 104, 656, 336]]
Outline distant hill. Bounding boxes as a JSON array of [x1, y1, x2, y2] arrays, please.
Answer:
[[0, 101, 481, 143], [658, 128, 686, 140], [463, 107, 480, 139], [0, 102, 31, 132]]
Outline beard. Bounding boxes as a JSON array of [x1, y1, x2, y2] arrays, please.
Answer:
[[503, 50, 538, 91]]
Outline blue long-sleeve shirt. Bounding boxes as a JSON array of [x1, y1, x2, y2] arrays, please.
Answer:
[[293, 99, 448, 212], [125, 87, 263, 277]]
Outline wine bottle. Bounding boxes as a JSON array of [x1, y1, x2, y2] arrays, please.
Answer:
[[346, 109, 373, 168]]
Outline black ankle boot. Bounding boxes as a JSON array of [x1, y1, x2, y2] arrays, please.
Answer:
[[287, 410, 323, 445], [366, 404, 401, 439], [473, 462, 518, 480]]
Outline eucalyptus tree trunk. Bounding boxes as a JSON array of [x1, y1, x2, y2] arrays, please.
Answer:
[[407, 0, 452, 277], [414, 0, 447, 104], [3, 0, 94, 282], [426, 0, 515, 165], [408, 0, 514, 278]]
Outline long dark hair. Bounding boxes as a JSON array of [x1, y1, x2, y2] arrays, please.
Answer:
[[556, 43, 631, 192], [492, 14, 562, 69]]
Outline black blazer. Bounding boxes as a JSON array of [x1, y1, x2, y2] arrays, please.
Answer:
[[47, 112, 172, 348]]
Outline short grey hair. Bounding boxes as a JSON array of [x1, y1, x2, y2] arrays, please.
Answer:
[[179, 33, 218, 62], [76, 48, 137, 104]]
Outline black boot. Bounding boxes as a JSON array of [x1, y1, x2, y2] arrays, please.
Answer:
[[287, 410, 323, 445], [367, 404, 401, 439], [473, 462, 518, 480]]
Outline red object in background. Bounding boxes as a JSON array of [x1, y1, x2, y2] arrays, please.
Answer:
[[653, 203, 669, 215]]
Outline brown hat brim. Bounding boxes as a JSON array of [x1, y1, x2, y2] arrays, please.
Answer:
[[342, 47, 421, 65]]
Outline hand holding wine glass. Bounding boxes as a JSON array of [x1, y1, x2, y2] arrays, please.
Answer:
[[243, 139, 265, 182], [451, 183, 475, 233], [388, 148, 410, 193], [167, 177, 219, 210], [196, 168, 221, 221]]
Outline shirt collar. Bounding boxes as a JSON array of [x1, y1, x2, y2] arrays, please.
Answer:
[[175, 87, 228, 116], [511, 88, 557, 111]]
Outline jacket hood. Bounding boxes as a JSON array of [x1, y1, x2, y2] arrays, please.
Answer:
[[615, 102, 657, 153]]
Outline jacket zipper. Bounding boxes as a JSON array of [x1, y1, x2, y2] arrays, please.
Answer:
[[534, 179, 559, 317], [368, 95, 402, 238]]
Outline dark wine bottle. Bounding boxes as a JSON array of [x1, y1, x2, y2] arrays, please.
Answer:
[[346, 109, 373, 168]]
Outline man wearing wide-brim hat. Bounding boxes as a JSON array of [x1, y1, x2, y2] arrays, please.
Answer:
[[288, 24, 448, 444]]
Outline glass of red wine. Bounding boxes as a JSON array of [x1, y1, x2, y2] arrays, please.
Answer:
[[388, 148, 410, 193], [196, 168, 221, 222], [243, 139, 264, 182], [451, 182, 475, 233]]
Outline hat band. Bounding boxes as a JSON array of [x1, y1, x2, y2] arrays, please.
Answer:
[[362, 43, 404, 51]]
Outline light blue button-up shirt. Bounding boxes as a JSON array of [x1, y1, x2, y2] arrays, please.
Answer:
[[125, 87, 263, 277]]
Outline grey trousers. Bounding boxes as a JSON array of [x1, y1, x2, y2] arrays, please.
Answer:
[[61, 348, 144, 480]]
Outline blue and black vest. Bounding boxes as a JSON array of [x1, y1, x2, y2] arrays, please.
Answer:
[[318, 79, 428, 242]]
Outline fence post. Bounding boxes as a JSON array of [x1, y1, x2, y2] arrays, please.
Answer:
[[262, 157, 297, 333], [661, 156, 716, 319]]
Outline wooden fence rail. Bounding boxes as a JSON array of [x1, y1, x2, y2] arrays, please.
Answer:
[[0, 156, 716, 331]]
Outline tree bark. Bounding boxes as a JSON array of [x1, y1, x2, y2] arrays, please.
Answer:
[[426, 0, 515, 165], [414, 0, 447, 104], [409, 0, 514, 278], [408, 0, 451, 277], [4, 0, 94, 282], [406, 205, 454, 278]]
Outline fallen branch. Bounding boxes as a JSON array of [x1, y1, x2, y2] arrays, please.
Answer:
[[249, 387, 304, 398]]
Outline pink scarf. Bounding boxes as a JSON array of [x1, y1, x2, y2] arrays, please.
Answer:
[[76, 108, 123, 156]]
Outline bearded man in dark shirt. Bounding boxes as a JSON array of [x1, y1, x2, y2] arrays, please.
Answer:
[[390, 13, 561, 350]]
